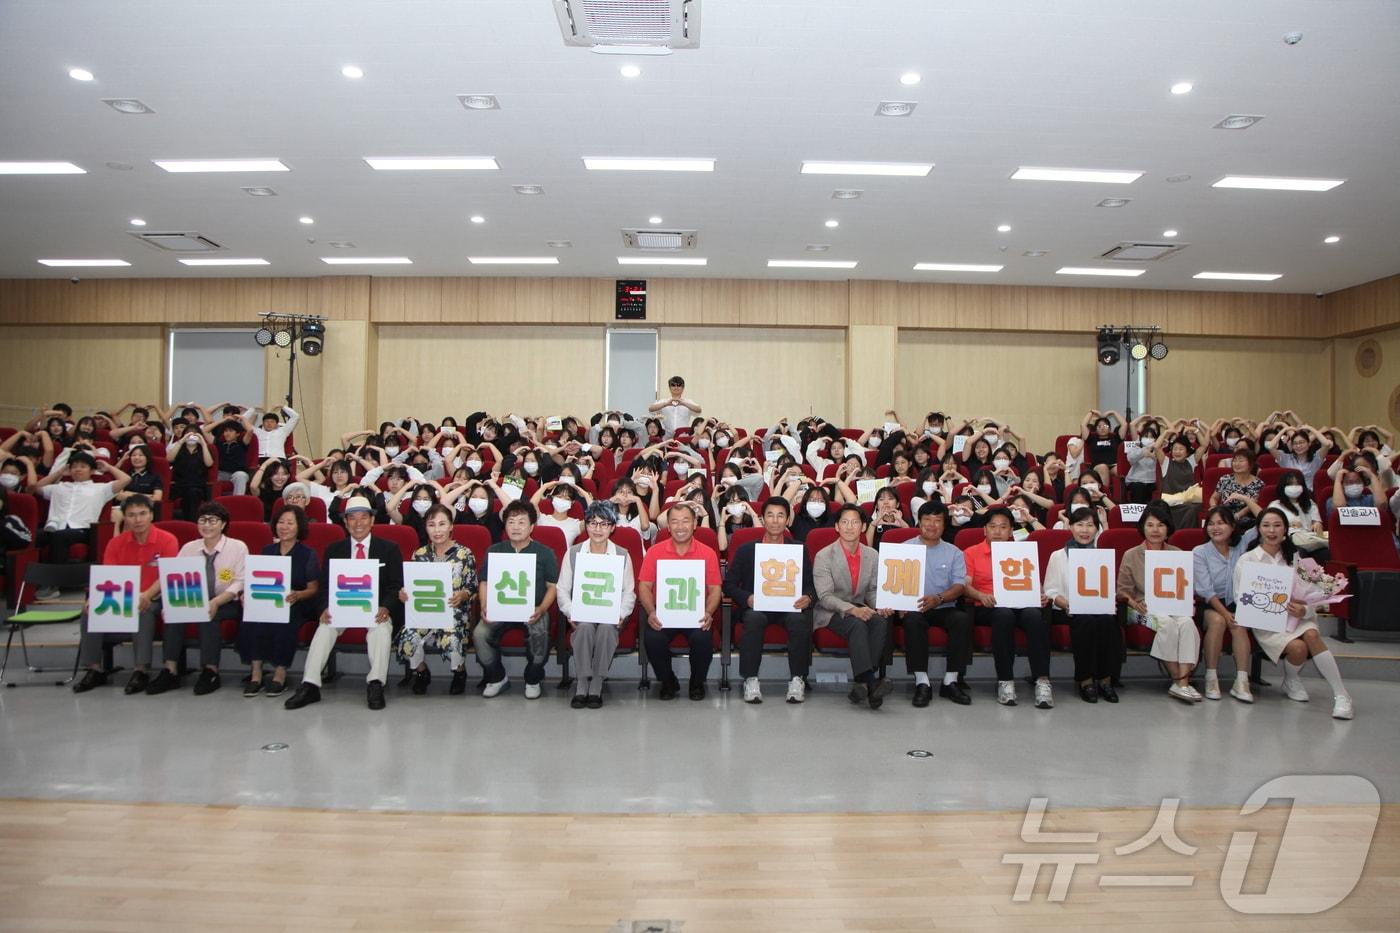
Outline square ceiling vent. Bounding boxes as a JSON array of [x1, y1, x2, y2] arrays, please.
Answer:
[[554, 0, 701, 50], [622, 229, 698, 250], [1100, 241, 1186, 262], [130, 231, 223, 252]]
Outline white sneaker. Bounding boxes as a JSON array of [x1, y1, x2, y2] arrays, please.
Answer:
[[1183, 684, 1204, 702], [1282, 675, 1310, 702], [482, 677, 510, 698], [1033, 680, 1054, 709], [1167, 683, 1196, 703], [743, 677, 762, 704], [997, 681, 1017, 706], [1332, 695, 1355, 720], [1229, 676, 1254, 704], [785, 676, 805, 704], [1204, 671, 1221, 700], [524, 682, 542, 700]]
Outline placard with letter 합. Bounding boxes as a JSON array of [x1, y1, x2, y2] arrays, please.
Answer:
[[752, 543, 805, 612], [991, 541, 1041, 609]]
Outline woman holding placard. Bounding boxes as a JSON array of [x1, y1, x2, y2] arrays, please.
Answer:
[[396, 505, 477, 696], [1042, 508, 1121, 704], [1117, 502, 1201, 704], [1234, 507, 1354, 720], [1192, 507, 1258, 703], [240, 504, 319, 698], [556, 500, 636, 709]]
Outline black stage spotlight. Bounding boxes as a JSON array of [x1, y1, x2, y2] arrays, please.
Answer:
[[300, 321, 324, 356], [1150, 338, 1169, 360], [1097, 328, 1121, 366], [254, 326, 274, 347]]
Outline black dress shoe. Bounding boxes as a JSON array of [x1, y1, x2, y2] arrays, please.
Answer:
[[145, 668, 180, 695], [689, 682, 706, 701], [848, 682, 869, 705], [449, 669, 467, 695], [868, 688, 884, 710], [1079, 683, 1099, 704], [658, 679, 680, 701], [284, 682, 321, 709], [1097, 681, 1119, 703], [871, 678, 893, 699], [243, 679, 262, 698], [939, 682, 972, 706], [123, 670, 149, 695], [411, 668, 430, 695], [193, 670, 221, 696], [586, 694, 603, 709], [367, 679, 386, 710], [264, 679, 287, 698], [73, 669, 107, 693], [912, 683, 933, 708], [570, 694, 588, 709]]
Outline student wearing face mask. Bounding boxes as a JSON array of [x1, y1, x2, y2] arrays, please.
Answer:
[[1328, 460, 1384, 519], [944, 495, 984, 542], [532, 479, 585, 544], [987, 448, 1020, 498], [1272, 470, 1327, 559], [866, 486, 910, 547], [1072, 474, 1117, 521], [443, 480, 506, 542], [1122, 416, 1165, 504], [606, 477, 653, 541], [714, 484, 758, 553], [968, 467, 1005, 511], [789, 485, 835, 542], [167, 427, 214, 522], [387, 480, 440, 547]]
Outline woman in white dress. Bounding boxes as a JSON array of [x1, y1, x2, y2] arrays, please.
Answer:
[[1233, 507, 1354, 720]]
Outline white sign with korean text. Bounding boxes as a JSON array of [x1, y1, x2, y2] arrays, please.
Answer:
[[570, 552, 626, 625], [1235, 561, 1295, 633], [991, 541, 1042, 609], [1066, 549, 1117, 615], [404, 563, 455, 630], [485, 551, 536, 623], [1144, 550, 1194, 618], [875, 541, 926, 611], [655, 559, 705, 628], [752, 543, 805, 613]]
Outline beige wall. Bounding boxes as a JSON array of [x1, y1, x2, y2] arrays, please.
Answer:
[[1334, 326, 1400, 434], [1146, 336, 1333, 426], [897, 330, 1098, 453], [0, 326, 164, 426]]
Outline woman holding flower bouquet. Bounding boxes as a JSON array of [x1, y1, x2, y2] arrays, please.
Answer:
[[1233, 507, 1354, 720]]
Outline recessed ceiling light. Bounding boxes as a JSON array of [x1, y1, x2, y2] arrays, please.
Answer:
[[1213, 114, 1264, 130], [801, 160, 932, 177], [899, 71, 921, 85], [913, 263, 1004, 272], [1323, 235, 1341, 244], [467, 257, 560, 265], [1056, 267, 1147, 277], [1162, 229, 1179, 238], [824, 219, 840, 228], [241, 186, 278, 196], [68, 68, 94, 82], [320, 257, 413, 265], [1170, 81, 1193, 95], [831, 189, 863, 199], [648, 216, 663, 224], [1097, 198, 1132, 208], [102, 98, 154, 114], [327, 241, 355, 249], [1193, 271, 1282, 281], [545, 240, 573, 248], [996, 224, 1012, 233], [38, 259, 130, 267], [364, 157, 499, 171], [1165, 173, 1192, 183], [298, 216, 314, 225], [768, 260, 858, 269], [619, 64, 641, 78], [1021, 250, 1049, 258], [616, 257, 707, 266], [1012, 167, 1143, 184], [469, 215, 485, 224], [1212, 175, 1345, 192], [513, 184, 545, 195], [457, 94, 500, 110], [341, 65, 364, 79], [129, 218, 146, 227], [0, 161, 85, 174], [178, 258, 270, 266], [155, 159, 289, 173], [582, 158, 715, 172], [875, 101, 917, 117], [805, 244, 831, 252]]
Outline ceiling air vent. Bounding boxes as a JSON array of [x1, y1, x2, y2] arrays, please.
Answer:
[[554, 0, 701, 50], [130, 232, 224, 252], [1100, 241, 1186, 262], [622, 229, 697, 250]]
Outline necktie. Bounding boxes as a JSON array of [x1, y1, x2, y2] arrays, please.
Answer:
[[205, 550, 217, 599], [355, 541, 366, 560]]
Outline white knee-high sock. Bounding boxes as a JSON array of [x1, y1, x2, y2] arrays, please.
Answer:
[[1310, 650, 1350, 699], [1284, 660, 1305, 682]]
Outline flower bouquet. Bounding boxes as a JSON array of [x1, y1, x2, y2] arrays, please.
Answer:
[[1289, 558, 1350, 631]]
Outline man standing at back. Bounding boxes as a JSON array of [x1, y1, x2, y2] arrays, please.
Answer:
[[648, 376, 701, 438]]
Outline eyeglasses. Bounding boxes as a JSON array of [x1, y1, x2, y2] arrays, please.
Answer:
[[585, 521, 615, 529], [196, 517, 224, 525]]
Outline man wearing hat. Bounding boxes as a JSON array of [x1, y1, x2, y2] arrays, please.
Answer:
[[284, 495, 404, 710]]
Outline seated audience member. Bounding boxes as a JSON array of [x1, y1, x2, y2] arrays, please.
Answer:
[[1267, 424, 1332, 489], [239, 503, 319, 698], [445, 481, 506, 542], [866, 486, 909, 547], [146, 501, 246, 697], [1038, 452, 1068, 502], [1273, 470, 1328, 560], [1122, 418, 1163, 503], [71, 495, 177, 694], [533, 479, 585, 544], [109, 443, 164, 531], [1042, 507, 1121, 704], [0, 487, 34, 587], [963, 507, 1053, 708], [715, 484, 757, 553], [945, 495, 984, 541], [1210, 449, 1264, 529], [167, 428, 213, 521], [813, 504, 894, 709], [243, 405, 300, 460], [724, 496, 814, 705], [967, 468, 1003, 510], [1011, 470, 1053, 522], [556, 500, 637, 709], [1154, 434, 1201, 529], [901, 501, 973, 707], [387, 480, 439, 547], [1007, 494, 1044, 537], [396, 504, 477, 697], [474, 500, 559, 700], [648, 375, 701, 436], [1235, 507, 1354, 719], [250, 458, 295, 520], [1117, 501, 1200, 704], [960, 436, 994, 476], [205, 418, 252, 496], [1193, 506, 1259, 704], [284, 496, 405, 711], [1328, 457, 1385, 518], [638, 503, 722, 701], [1082, 409, 1125, 487], [0, 435, 42, 490], [607, 477, 654, 541], [33, 449, 131, 587], [789, 484, 834, 542]]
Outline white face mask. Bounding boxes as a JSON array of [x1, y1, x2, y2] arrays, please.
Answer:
[[720, 475, 736, 487], [0, 474, 19, 490], [385, 445, 400, 457], [1080, 483, 1098, 494], [976, 484, 992, 496], [558, 475, 574, 486], [696, 438, 711, 450], [1343, 483, 1365, 498], [411, 499, 431, 515], [805, 502, 825, 519], [982, 432, 999, 445], [921, 481, 936, 496], [673, 463, 690, 477], [928, 426, 943, 436], [467, 497, 489, 517], [1284, 484, 1305, 499], [451, 456, 463, 471], [715, 434, 730, 448], [443, 426, 457, 435], [1011, 508, 1027, 522], [635, 478, 651, 490], [552, 496, 572, 514], [725, 502, 745, 517], [952, 513, 970, 526], [523, 461, 539, 476], [993, 458, 1011, 471], [1141, 437, 1156, 449], [867, 435, 882, 449]]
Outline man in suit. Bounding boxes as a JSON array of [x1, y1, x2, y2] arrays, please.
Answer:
[[284, 495, 404, 710], [813, 504, 895, 709]]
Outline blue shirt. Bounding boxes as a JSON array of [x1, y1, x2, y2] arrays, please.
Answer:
[[922, 538, 967, 609], [1192, 527, 1258, 604]]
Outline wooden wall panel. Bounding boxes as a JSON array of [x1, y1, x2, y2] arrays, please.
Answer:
[[1147, 335, 1332, 426], [0, 326, 164, 426], [1324, 273, 1400, 336], [846, 324, 897, 427], [1334, 327, 1400, 433]]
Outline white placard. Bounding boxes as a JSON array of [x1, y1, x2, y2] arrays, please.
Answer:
[[86, 565, 142, 633], [855, 479, 882, 505], [951, 435, 968, 455], [1066, 549, 1117, 615], [1117, 503, 1147, 524], [570, 552, 626, 625], [327, 558, 381, 628], [484, 551, 537, 623], [1144, 550, 1194, 618], [1337, 506, 1381, 527], [158, 557, 209, 624], [498, 481, 524, 503], [991, 541, 1042, 609], [1234, 560, 1295, 633], [404, 563, 456, 630], [243, 554, 292, 624], [752, 543, 805, 613], [875, 541, 926, 611], [655, 559, 706, 628]]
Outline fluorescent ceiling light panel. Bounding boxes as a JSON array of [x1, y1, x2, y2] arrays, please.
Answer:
[[364, 157, 499, 171], [1211, 175, 1344, 192], [1055, 266, 1146, 277], [913, 263, 1004, 272], [320, 256, 413, 265], [800, 161, 932, 177], [582, 158, 715, 172], [467, 257, 560, 265], [1012, 167, 1142, 184], [767, 260, 858, 269], [0, 161, 85, 174], [154, 159, 289, 173], [177, 258, 270, 266], [37, 259, 130, 267], [616, 257, 708, 266], [1193, 271, 1283, 281]]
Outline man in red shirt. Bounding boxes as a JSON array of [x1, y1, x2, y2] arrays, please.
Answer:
[[638, 504, 722, 700], [72, 494, 179, 694]]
